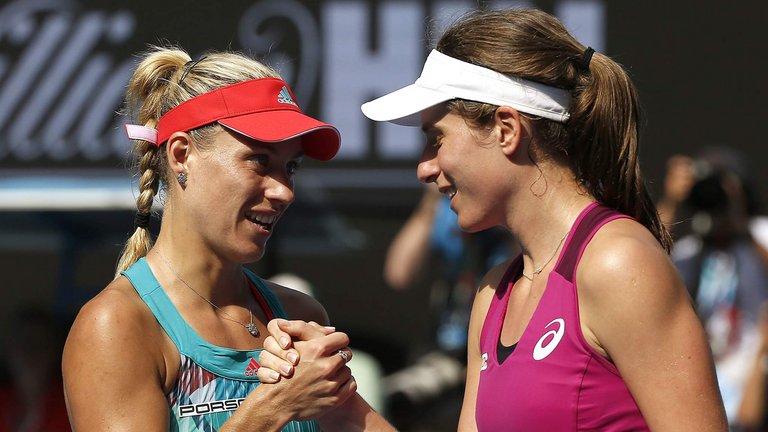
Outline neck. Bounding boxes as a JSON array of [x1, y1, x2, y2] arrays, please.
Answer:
[[152, 225, 245, 304], [505, 171, 594, 270]]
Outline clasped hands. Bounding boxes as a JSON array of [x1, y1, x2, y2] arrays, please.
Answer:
[[257, 319, 358, 419]]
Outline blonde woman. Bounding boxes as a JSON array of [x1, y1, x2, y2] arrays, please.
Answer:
[[62, 46, 385, 431]]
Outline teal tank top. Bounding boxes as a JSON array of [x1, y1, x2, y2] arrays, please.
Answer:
[[122, 258, 320, 432]]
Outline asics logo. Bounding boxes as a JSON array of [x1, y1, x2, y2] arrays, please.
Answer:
[[277, 86, 298, 106], [533, 318, 565, 361], [480, 352, 488, 371]]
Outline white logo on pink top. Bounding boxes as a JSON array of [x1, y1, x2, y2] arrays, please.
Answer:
[[533, 318, 565, 361]]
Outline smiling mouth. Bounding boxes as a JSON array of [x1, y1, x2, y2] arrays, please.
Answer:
[[246, 213, 277, 231]]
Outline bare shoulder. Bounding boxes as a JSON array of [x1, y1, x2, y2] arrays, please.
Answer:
[[577, 219, 728, 430], [469, 257, 517, 333], [266, 280, 330, 325], [476, 257, 516, 302], [63, 276, 172, 429], [578, 217, 679, 304], [67, 276, 160, 345], [64, 276, 168, 371], [576, 217, 691, 351]]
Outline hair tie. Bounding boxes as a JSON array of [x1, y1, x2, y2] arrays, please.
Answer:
[[579, 47, 595, 73], [134, 211, 151, 229], [178, 55, 208, 86]]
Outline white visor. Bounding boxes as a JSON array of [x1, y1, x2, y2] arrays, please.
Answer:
[[361, 49, 571, 126]]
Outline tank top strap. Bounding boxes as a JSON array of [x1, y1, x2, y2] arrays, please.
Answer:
[[122, 257, 190, 348], [121, 258, 278, 380], [242, 267, 289, 319], [554, 202, 629, 283], [495, 255, 524, 300]]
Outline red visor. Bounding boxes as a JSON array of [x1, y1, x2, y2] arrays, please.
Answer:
[[151, 78, 339, 160]]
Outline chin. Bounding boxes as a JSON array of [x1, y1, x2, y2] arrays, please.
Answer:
[[457, 217, 493, 234], [243, 251, 266, 264], [229, 243, 268, 264]]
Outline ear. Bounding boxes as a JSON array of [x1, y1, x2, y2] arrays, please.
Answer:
[[165, 131, 192, 176], [494, 106, 527, 157]]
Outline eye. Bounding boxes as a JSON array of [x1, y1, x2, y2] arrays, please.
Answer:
[[426, 132, 444, 149], [287, 160, 302, 176], [249, 154, 269, 167]]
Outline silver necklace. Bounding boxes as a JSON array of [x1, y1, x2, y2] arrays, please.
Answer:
[[522, 232, 569, 281], [154, 250, 259, 337]]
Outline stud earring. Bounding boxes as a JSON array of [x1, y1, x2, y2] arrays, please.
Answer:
[[177, 172, 188, 186]]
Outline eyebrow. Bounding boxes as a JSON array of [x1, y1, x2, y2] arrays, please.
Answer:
[[248, 140, 303, 160]]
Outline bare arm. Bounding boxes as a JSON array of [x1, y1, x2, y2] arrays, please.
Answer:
[[63, 278, 354, 431], [317, 391, 397, 432], [457, 261, 509, 431], [63, 283, 174, 431], [384, 185, 441, 290], [579, 220, 727, 431]]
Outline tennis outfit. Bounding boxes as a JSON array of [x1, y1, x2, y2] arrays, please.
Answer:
[[475, 202, 649, 431], [122, 258, 319, 432]]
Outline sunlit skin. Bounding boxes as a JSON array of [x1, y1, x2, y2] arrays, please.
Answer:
[[146, 127, 306, 342], [416, 103, 587, 262], [161, 128, 303, 267], [418, 105, 515, 233]]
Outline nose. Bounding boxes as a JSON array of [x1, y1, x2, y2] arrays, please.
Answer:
[[417, 146, 439, 184], [264, 176, 295, 206]]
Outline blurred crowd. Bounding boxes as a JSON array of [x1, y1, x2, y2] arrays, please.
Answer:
[[657, 148, 768, 431]]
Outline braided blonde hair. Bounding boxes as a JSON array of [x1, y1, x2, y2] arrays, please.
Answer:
[[114, 46, 280, 278]]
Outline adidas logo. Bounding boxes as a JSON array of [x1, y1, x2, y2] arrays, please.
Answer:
[[277, 86, 298, 107], [245, 358, 260, 377]]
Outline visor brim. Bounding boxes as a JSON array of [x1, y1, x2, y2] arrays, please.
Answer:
[[360, 84, 454, 127], [220, 111, 340, 161]]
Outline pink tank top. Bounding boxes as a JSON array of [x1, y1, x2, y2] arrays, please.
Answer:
[[476, 202, 650, 431]]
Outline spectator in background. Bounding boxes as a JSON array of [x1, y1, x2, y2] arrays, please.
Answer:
[[658, 147, 768, 426], [0, 305, 70, 432], [382, 183, 514, 427]]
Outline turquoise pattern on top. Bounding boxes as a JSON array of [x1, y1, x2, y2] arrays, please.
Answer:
[[122, 258, 319, 432]]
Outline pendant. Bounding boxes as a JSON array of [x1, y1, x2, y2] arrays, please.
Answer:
[[246, 322, 259, 337]]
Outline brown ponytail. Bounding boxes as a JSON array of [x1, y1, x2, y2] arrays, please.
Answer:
[[569, 52, 672, 252], [437, 9, 672, 252]]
